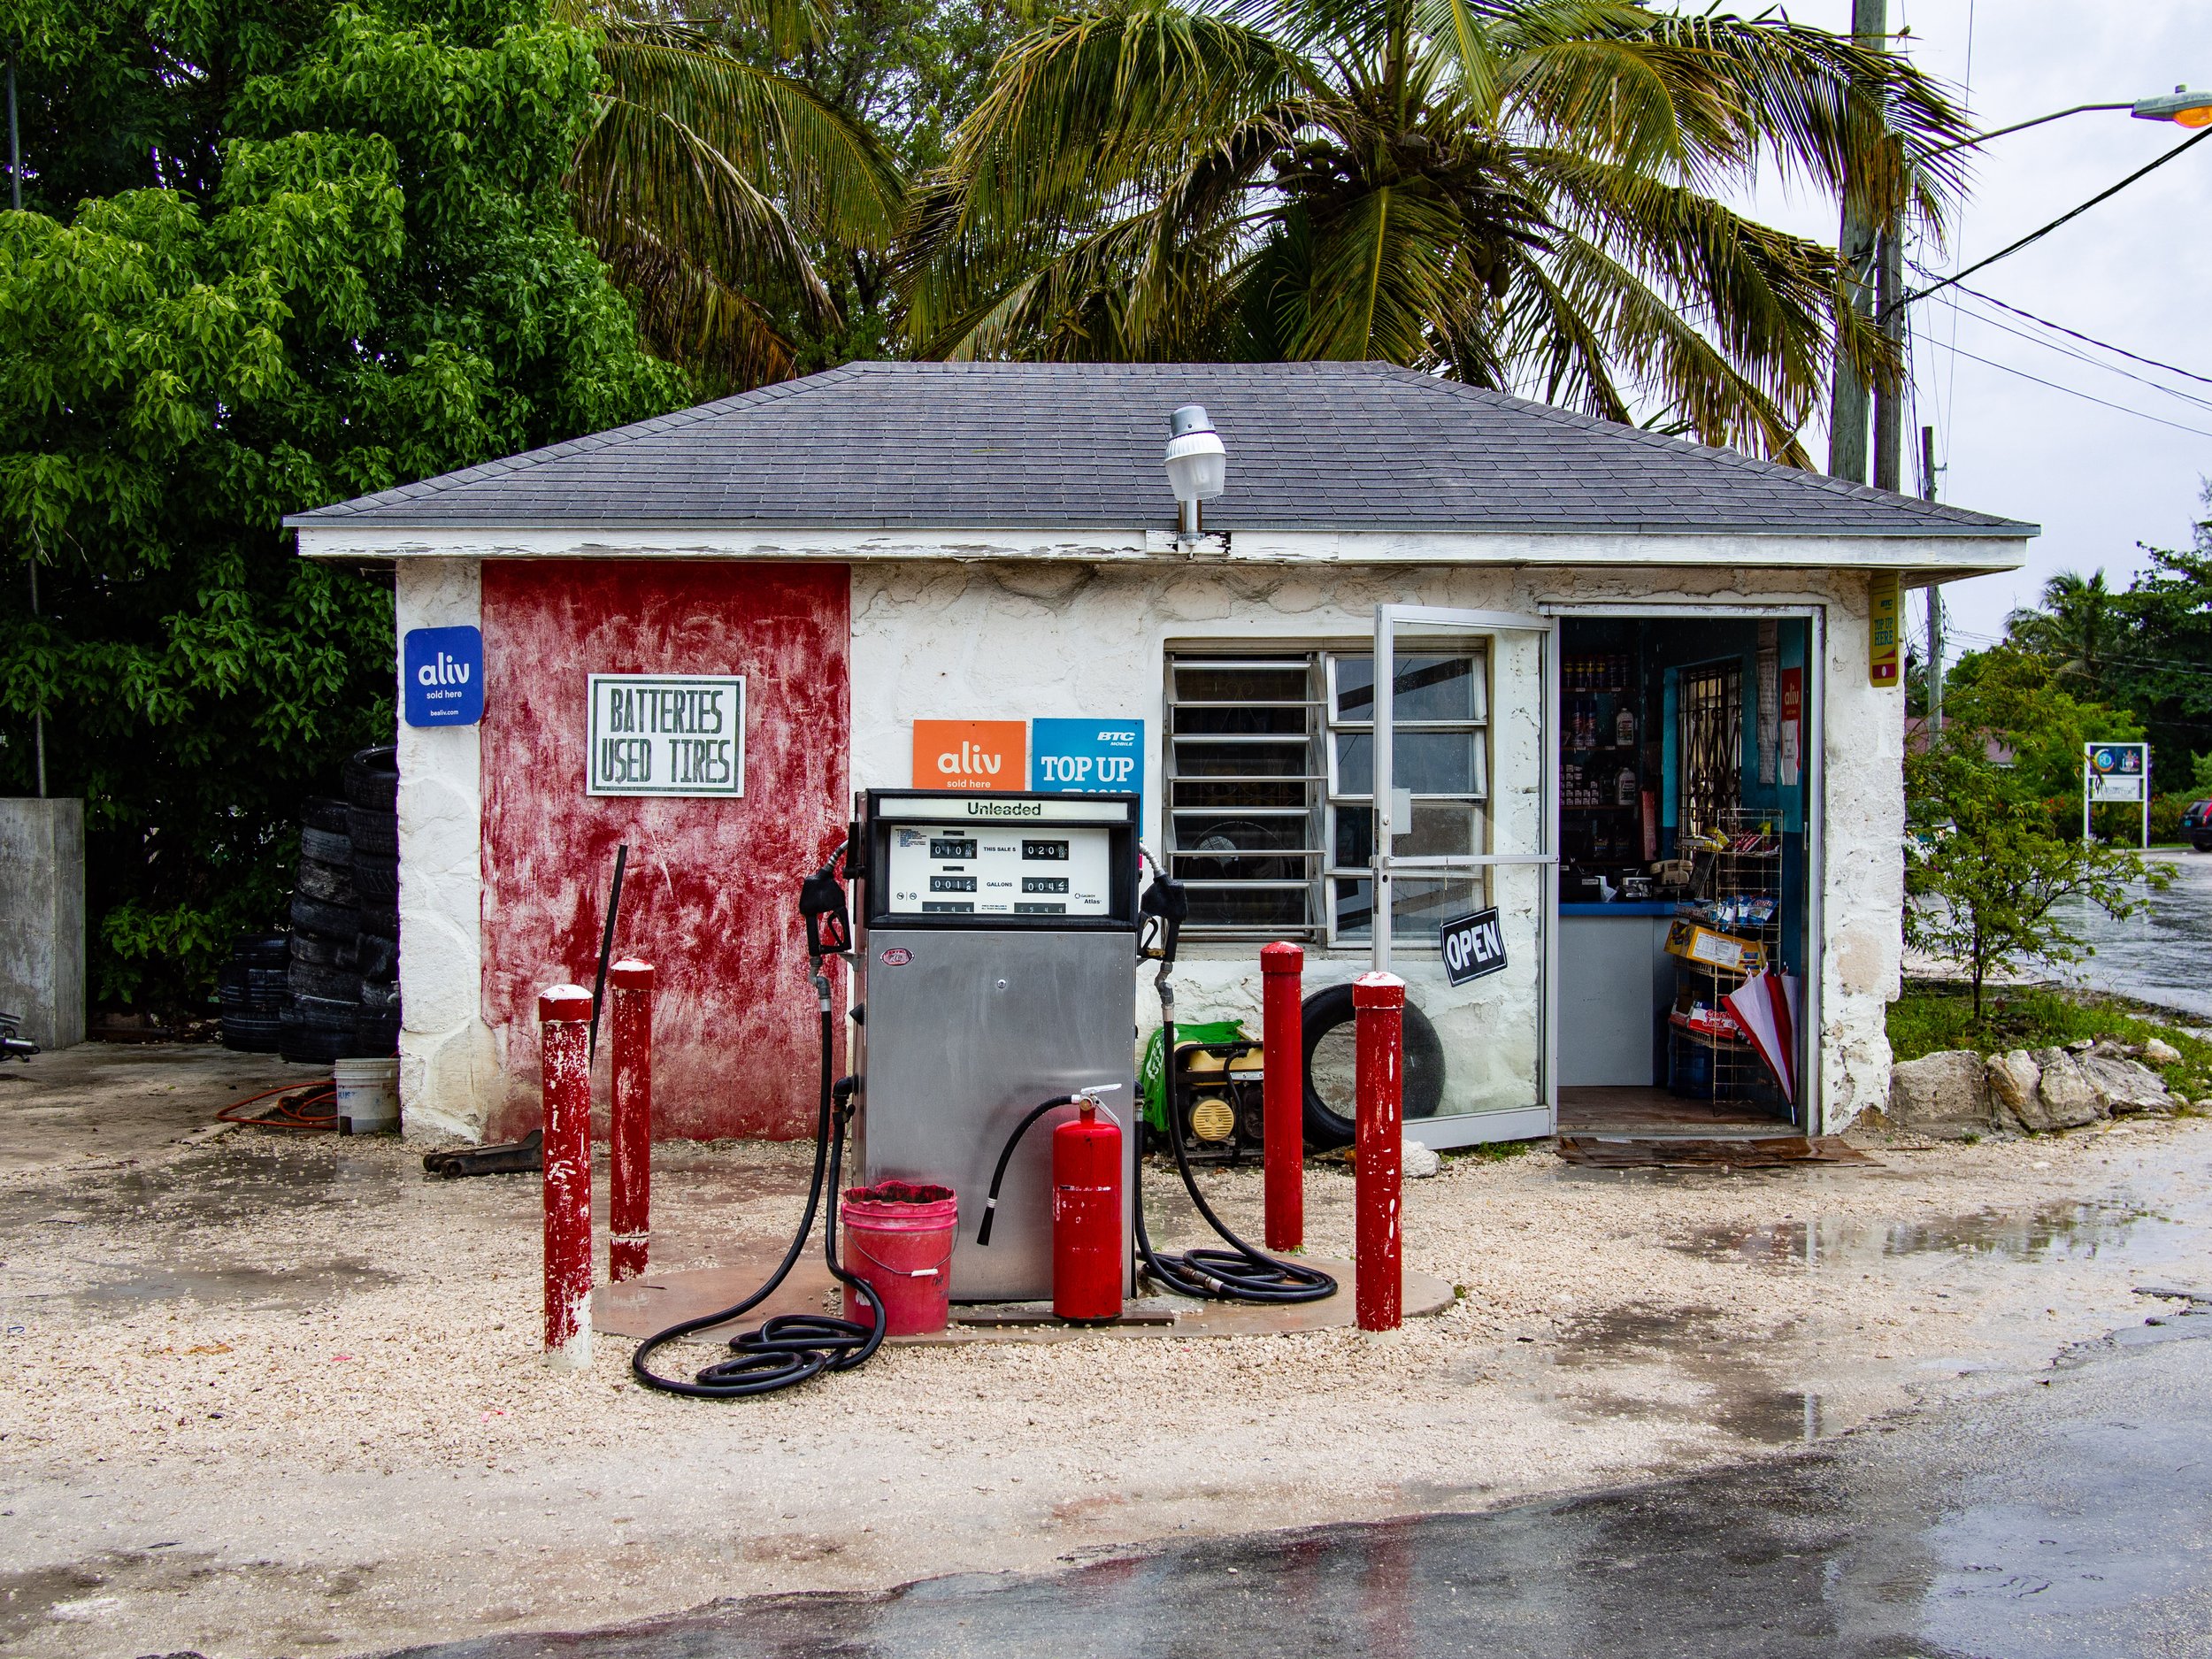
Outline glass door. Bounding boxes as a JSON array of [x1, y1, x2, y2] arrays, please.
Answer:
[[1366, 604, 1556, 1146]]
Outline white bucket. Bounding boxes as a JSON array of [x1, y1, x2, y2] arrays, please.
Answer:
[[334, 1057, 401, 1135]]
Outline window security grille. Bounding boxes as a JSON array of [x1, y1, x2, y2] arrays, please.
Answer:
[[1164, 648, 1489, 943], [1678, 663, 1744, 841]]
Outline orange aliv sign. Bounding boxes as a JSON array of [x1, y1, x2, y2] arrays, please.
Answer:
[[913, 720, 1027, 790]]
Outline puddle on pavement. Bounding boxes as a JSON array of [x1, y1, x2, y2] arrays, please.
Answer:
[[1671, 1195, 2162, 1269], [1522, 1304, 1833, 1446]]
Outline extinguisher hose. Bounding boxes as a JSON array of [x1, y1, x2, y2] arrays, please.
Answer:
[[975, 1096, 1078, 1247], [630, 975, 886, 1397], [1133, 961, 1336, 1305]]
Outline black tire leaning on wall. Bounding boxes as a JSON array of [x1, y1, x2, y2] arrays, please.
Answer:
[[344, 746, 398, 810], [1299, 981, 1448, 1150]]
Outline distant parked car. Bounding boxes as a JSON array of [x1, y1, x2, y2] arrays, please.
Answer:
[[2185, 799, 2212, 852]]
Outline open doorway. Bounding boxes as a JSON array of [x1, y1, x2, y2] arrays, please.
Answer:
[[1554, 614, 1814, 1135]]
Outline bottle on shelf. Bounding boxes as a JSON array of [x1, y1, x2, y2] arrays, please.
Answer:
[[1615, 704, 1636, 747]]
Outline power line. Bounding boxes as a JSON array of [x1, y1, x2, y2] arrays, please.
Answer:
[[1916, 337, 2212, 439], [1922, 289, 2212, 416], [1895, 123, 2212, 311], [1909, 265, 2212, 389]]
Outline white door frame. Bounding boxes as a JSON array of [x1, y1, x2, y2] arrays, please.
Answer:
[[1539, 601, 1827, 1133], [1372, 603, 1560, 1146]]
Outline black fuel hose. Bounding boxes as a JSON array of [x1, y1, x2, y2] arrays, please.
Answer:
[[1133, 857, 1335, 1306], [975, 1096, 1076, 1246], [630, 974, 885, 1397]]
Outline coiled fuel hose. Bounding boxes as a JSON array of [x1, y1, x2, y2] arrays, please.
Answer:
[[1133, 854, 1336, 1305], [630, 969, 886, 1397]]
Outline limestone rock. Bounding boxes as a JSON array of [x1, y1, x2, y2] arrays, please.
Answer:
[[2078, 1052, 2175, 1116], [1985, 1049, 2041, 1129], [1887, 1049, 1997, 1139], [1403, 1140, 1441, 1179], [2027, 1048, 2108, 1130], [2142, 1037, 2183, 1066]]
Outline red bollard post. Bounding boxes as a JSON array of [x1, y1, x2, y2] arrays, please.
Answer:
[[1260, 942, 1305, 1253], [540, 984, 595, 1369], [608, 959, 655, 1283], [1352, 972, 1404, 1332]]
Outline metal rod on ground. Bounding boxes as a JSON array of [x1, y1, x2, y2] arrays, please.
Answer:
[[1352, 972, 1405, 1333], [1922, 425, 1944, 733], [1261, 941, 1305, 1253], [540, 984, 595, 1370], [587, 843, 628, 1060], [608, 958, 654, 1283]]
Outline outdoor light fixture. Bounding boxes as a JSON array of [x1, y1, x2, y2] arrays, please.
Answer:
[[1164, 404, 1226, 537], [2133, 85, 2212, 127]]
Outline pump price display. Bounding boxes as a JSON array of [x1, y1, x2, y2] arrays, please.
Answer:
[[886, 824, 1112, 918]]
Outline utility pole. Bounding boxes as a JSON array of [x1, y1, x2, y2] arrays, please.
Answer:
[[9, 46, 36, 796], [1826, 0, 1887, 485], [1921, 425, 1943, 733]]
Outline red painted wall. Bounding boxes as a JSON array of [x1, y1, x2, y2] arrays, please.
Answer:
[[480, 560, 849, 1141]]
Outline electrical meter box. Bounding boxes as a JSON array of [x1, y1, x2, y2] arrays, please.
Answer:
[[852, 789, 1139, 1302]]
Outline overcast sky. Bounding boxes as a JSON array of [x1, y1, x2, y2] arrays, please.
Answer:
[[1729, 0, 2212, 650]]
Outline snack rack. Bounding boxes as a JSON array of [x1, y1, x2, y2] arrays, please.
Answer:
[[1666, 810, 1789, 1114]]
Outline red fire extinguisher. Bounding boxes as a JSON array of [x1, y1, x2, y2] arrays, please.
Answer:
[[1052, 1096, 1123, 1324]]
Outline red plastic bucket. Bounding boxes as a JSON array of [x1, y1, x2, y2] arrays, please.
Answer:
[[841, 1180, 958, 1336]]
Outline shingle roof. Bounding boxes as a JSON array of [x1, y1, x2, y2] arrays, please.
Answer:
[[287, 361, 2032, 539]]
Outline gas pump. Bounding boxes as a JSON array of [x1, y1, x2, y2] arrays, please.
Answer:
[[849, 789, 1141, 1302]]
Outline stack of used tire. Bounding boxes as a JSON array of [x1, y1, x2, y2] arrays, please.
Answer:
[[217, 933, 289, 1052], [346, 746, 401, 1056], [284, 796, 363, 1064]]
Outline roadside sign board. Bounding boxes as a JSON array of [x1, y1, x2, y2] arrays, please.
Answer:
[[914, 720, 1026, 790], [403, 626, 483, 727], [2085, 742, 2147, 803], [1439, 907, 1508, 987], [588, 673, 745, 796]]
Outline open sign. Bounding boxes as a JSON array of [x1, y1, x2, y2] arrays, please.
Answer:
[[1439, 908, 1507, 987]]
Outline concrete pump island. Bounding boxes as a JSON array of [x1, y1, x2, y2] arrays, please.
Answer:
[[11, 362, 2212, 1655]]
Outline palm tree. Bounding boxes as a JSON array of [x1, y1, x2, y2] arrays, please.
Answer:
[[897, 0, 1970, 464], [564, 0, 909, 391], [2008, 570, 2117, 695]]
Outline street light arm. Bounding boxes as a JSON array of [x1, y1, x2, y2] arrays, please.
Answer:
[[1920, 103, 2134, 161]]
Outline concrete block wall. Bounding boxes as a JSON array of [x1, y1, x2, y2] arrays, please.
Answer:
[[0, 797, 87, 1049]]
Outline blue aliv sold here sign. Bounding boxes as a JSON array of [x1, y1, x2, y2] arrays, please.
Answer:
[[403, 626, 484, 727], [1031, 718, 1143, 815]]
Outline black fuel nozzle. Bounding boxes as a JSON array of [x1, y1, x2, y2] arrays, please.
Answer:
[[801, 845, 852, 967], [1140, 867, 1188, 968]]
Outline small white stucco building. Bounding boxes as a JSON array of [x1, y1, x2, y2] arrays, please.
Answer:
[[288, 361, 2032, 1148]]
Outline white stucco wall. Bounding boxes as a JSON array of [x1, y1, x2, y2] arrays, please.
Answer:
[[393, 558, 499, 1141], [388, 549, 1906, 1140], [851, 557, 1902, 1137]]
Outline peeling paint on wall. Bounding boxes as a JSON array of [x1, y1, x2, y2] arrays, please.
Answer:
[[480, 561, 849, 1140]]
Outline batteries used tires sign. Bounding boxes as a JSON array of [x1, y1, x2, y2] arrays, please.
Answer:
[[1438, 907, 1507, 987], [588, 674, 745, 796]]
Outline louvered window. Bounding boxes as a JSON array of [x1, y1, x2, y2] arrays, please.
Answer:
[[1165, 647, 1490, 943]]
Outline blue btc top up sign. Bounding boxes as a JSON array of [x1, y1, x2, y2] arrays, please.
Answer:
[[1031, 718, 1143, 816], [403, 626, 484, 727]]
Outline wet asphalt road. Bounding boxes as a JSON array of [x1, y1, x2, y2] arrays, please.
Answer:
[[389, 1312, 2212, 1659], [2055, 849, 2212, 1022]]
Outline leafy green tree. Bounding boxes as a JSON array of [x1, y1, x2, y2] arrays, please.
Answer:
[[1905, 708, 2164, 1022], [2115, 484, 2212, 775], [0, 0, 687, 1011], [2004, 569, 2117, 701], [898, 0, 1970, 462], [1939, 644, 2145, 821]]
